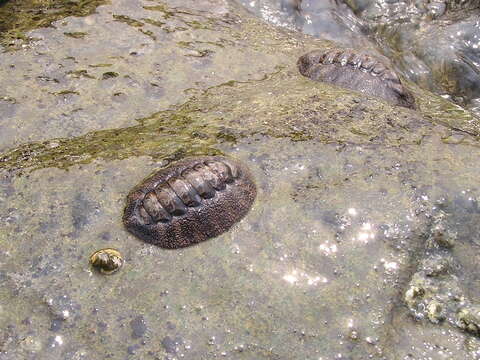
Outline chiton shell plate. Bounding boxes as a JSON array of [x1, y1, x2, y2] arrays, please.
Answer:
[[123, 156, 257, 249]]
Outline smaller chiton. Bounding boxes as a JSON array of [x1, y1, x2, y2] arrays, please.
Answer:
[[297, 48, 416, 109], [123, 156, 257, 249]]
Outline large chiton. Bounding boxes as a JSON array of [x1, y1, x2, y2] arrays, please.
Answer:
[[123, 156, 256, 249], [297, 48, 416, 109]]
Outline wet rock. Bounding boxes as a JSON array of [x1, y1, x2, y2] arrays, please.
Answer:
[[458, 305, 480, 335], [130, 316, 147, 339], [161, 336, 178, 354], [49, 318, 63, 332], [102, 72, 119, 80], [71, 193, 98, 234], [427, 300, 446, 323], [420, 254, 453, 277], [1, 0, 480, 359], [430, 216, 457, 249], [127, 343, 140, 355], [403, 205, 480, 338]]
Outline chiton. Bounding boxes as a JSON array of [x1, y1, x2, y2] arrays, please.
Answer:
[[123, 156, 257, 249], [297, 48, 416, 109]]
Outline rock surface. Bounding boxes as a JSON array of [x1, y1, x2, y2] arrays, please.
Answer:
[[1, 0, 480, 359]]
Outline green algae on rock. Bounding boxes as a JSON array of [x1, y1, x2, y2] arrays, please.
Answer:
[[0, 0, 109, 49], [1, 70, 475, 175]]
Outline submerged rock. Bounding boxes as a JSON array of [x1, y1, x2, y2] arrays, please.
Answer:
[[340, 0, 480, 114], [1, 0, 480, 359], [404, 205, 480, 338]]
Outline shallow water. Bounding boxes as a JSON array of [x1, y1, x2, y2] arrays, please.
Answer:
[[236, 0, 480, 116], [1, 0, 480, 359], [236, 0, 372, 48]]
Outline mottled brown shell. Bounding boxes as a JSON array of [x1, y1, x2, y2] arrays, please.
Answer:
[[123, 156, 257, 249], [89, 248, 124, 275], [297, 48, 416, 109]]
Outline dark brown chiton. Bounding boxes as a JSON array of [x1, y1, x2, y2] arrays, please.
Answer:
[[297, 48, 416, 109], [123, 156, 257, 249]]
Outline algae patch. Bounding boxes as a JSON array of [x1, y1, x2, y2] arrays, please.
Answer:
[[0, 72, 438, 174], [0, 0, 109, 49], [0, 105, 224, 173]]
